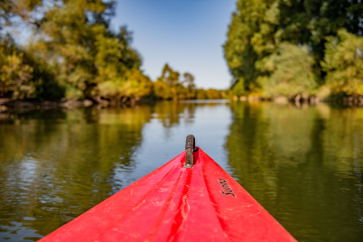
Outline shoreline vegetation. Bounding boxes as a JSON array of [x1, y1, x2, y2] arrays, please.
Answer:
[[224, 0, 363, 102], [1, 0, 363, 113], [0, 0, 227, 111], [2, 94, 363, 114]]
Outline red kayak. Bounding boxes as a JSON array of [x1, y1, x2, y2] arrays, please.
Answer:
[[40, 135, 296, 242]]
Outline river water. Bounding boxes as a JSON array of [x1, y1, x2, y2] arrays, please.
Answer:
[[0, 101, 362, 241]]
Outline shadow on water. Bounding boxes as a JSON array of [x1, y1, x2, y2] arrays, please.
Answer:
[[225, 102, 363, 242], [0, 101, 362, 241]]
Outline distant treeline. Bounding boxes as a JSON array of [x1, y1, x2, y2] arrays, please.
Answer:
[[0, 0, 226, 104], [224, 0, 363, 101]]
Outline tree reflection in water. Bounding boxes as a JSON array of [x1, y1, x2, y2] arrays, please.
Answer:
[[225, 102, 363, 242], [0, 101, 362, 241]]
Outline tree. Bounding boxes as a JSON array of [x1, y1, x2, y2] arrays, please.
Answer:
[[153, 79, 173, 100], [0, 34, 64, 100], [183, 72, 195, 99], [98, 69, 153, 102], [279, 0, 363, 65], [30, 0, 141, 101], [196, 89, 207, 99], [256, 42, 317, 98], [0, 0, 43, 30], [321, 29, 363, 96], [160, 63, 180, 86], [0, 36, 33, 99], [206, 89, 221, 99], [154, 64, 198, 100], [224, 0, 279, 92], [232, 78, 245, 98], [224, 0, 363, 97], [183, 72, 194, 88]]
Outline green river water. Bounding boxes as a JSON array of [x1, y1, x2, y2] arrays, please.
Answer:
[[0, 101, 362, 241]]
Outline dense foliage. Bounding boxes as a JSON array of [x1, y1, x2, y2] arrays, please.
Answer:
[[322, 30, 363, 97], [0, 0, 221, 103], [0, 34, 65, 100], [224, 0, 363, 99]]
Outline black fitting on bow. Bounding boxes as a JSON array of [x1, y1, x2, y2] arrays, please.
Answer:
[[184, 134, 196, 168]]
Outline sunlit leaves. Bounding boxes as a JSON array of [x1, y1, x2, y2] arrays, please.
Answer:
[[224, 0, 363, 98], [322, 29, 363, 96], [98, 69, 153, 100], [31, 0, 142, 100], [154, 64, 196, 100], [0, 34, 64, 100], [0, 44, 34, 99], [224, 0, 278, 91], [257, 42, 316, 98]]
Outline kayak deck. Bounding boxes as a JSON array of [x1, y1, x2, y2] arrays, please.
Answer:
[[40, 147, 296, 242]]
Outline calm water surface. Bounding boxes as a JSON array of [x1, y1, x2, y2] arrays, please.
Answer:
[[0, 101, 362, 241]]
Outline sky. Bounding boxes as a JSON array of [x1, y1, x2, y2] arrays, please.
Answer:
[[111, 0, 236, 89]]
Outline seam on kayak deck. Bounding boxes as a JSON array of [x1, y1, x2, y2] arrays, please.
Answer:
[[200, 151, 232, 242], [145, 168, 185, 241], [167, 168, 193, 242]]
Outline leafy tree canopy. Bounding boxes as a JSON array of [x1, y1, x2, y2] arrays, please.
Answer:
[[224, 0, 363, 99], [322, 29, 363, 96]]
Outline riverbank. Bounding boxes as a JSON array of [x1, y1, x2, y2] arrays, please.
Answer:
[[234, 95, 363, 107], [2, 95, 363, 116], [0, 97, 223, 113], [0, 98, 94, 112]]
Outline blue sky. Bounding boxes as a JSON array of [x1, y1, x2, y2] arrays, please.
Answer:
[[111, 0, 236, 89]]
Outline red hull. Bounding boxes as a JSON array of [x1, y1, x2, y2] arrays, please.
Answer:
[[40, 148, 296, 242]]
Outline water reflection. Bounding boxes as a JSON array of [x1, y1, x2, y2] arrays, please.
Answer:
[[0, 101, 232, 241], [0, 101, 362, 241], [226, 102, 363, 242], [0, 107, 153, 239]]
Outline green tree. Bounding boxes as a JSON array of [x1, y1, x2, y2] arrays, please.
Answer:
[[98, 69, 153, 102], [154, 64, 196, 100], [0, 34, 64, 100], [182, 72, 195, 99], [206, 89, 221, 99], [321, 29, 363, 96], [159, 63, 180, 86], [196, 88, 207, 99], [224, 0, 279, 92], [31, 0, 141, 101], [232, 78, 245, 98], [279, 0, 363, 64], [0, 36, 33, 99], [224, 0, 363, 97], [0, 0, 43, 29], [183, 72, 194, 88], [153, 79, 173, 100], [256, 42, 317, 98]]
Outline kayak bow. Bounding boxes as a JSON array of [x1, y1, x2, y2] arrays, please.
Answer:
[[40, 135, 296, 242]]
